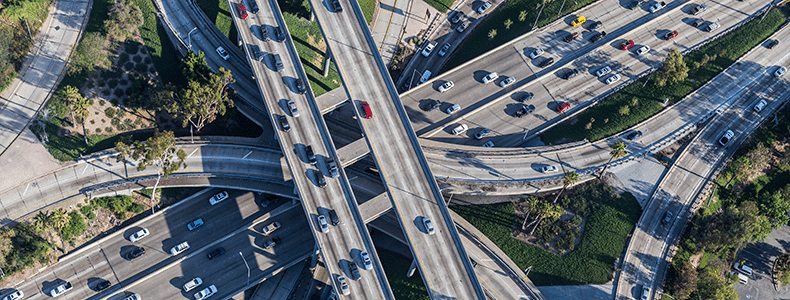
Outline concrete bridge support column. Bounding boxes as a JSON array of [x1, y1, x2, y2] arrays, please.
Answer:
[[310, 245, 321, 269], [323, 47, 332, 77], [407, 259, 417, 277]]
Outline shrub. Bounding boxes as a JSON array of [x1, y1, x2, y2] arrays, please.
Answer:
[[105, 107, 116, 118], [108, 79, 118, 88], [135, 63, 148, 73], [144, 56, 151, 64], [114, 88, 124, 98], [102, 89, 111, 96], [119, 78, 129, 86], [124, 61, 135, 71], [133, 55, 142, 63], [60, 212, 87, 240]]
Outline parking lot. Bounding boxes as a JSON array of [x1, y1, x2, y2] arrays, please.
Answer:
[[735, 225, 790, 299]]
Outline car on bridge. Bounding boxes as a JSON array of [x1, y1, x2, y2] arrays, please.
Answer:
[[336, 275, 350, 295], [216, 47, 230, 60], [475, 128, 490, 140], [209, 191, 229, 205], [706, 21, 720, 32], [422, 217, 435, 235], [457, 21, 469, 33], [446, 103, 461, 114], [438, 43, 451, 57], [648, 1, 666, 13], [248, 0, 259, 13], [482, 141, 494, 147], [538, 57, 554, 68], [327, 158, 339, 177], [590, 31, 606, 43], [515, 105, 534, 118], [754, 99, 767, 112], [171, 241, 190, 255], [606, 74, 621, 84], [587, 20, 602, 30], [528, 48, 543, 59], [690, 3, 706, 15], [451, 11, 464, 24], [287, 100, 299, 117], [628, 0, 645, 9], [237, 2, 248, 19], [317, 215, 329, 233], [499, 76, 515, 87], [184, 278, 203, 292], [331, 0, 342, 12], [316, 170, 326, 188], [438, 81, 454, 93], [360, 101, 373, 119], [452, 124, 468, 135], [621, 39, 634, 50], [425, 99, 441, 111], [260, 26, 270, 42], [95, 279, 111, 291], [596, 65, 612, 77], [519, 92, 534, 102], [776, 66, 787, 77], [476, 1, 490, 14], [626, 130, 643, 140], [50, 282, 73, 297], [641, 285, 650, 300], [767, 39, 779, 49], [664, 30, 678, 40], [571, 16, 586, 27], [422, 42, 435, 57], [359, 251, 373, 270], [347, 261, 360, 280], [562, 69, 579, 80], [482, 72, 498, 84], [188, 218, 204, 231], [2, 290, 22, 300], [557, 102, 571, 113], [661, 211, 673, 225], [262, 221, 282, 235], [719, 130, 734, 146], [541, 165, 558, 173], [126, 247, 145, 260], [207, 247, 225, 260], [194, 285, 217, 300], [263, 237, 281, 249], [564, 32, 580, 42], [129, 228, 150, 242], [278, 115, 291, 132], [305, 145, 317, 165]]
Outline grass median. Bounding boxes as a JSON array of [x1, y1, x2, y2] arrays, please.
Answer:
[[376, 247, 430, 300]]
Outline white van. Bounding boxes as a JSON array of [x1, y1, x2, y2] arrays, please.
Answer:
[[420, 70, 432, 84], [734, 262, 753, 276]]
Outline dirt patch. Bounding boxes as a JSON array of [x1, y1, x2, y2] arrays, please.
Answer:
[[689, 252, 704, 268]]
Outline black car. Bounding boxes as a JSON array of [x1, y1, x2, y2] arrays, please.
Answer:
[[328, 209, 339, 226], [126, 247, 145, 260], [305, 145, 317, 165], [260, 26, 269, 42], [692, 19, 705, 28], [451, 11, 464, 24], [348, 261, 361, 280], [207, 247, 225, 259], [331, 0, 342, 12], [562, 69, 579, 80], [767, 39, 779, 49], [95, 279, 111, 291], [590, 31, 606, 43], [274, 27, 285, 42], [587, 21, 602, 31], [296, 78, 306, 94], [538, 57, 554, 68], [661, 211, 673, 226], [248, 0, 259, 13], [316, 170, 326, 188], [425, 99, 441, 111], [518, 92, 534, 102], [278, 115, 290, 132], [515, 106, 528, 118], [626, 130, 643, 140]]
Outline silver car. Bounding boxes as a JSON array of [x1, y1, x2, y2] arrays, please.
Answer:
[[606, 74, 621, 85], [317, 215, 329, 233], [446, 103, 461, 114], [359, 251, 373, 270], [129, 228, 150, 243], [596, 66, 611, 77], [775, 66, 787, 77], [482, 72, 498, 84], [636, 45, 650, 56], [287, 100, 300, 117], [438, 81, 454, 93], [528, 48, 543, 59], [499, 76, 515, 87], [422, 217, 435, 234]]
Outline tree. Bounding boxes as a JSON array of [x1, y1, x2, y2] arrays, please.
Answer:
[[654, 49, 689, 87], [104, 0, 144, 41], [488, 29, 497, 40], [180, 50, 212, 84], [69, 32, 110, 75], [618, 105, 630, 116], [50, 208, 69, 231], [553, 171, 579, 203], [760, 190, 790, 229], [671, 261, 698, 299], [529, 202, 562, 235], [521, 197, 539, 230], [115, 131, 187, 213], [600, 141, 627, 177], [519, 10, 527, 22], [56, 86, 84, 127], [72, 95, 92, 145], [33, 211, 50, 233], [166, 67, 235, 132], [504, 19, 513, 29], [724, 156, 752, 188]]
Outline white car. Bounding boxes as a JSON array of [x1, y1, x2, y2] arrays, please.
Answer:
[[317, 215, 329, 233], [541, 165, 558, 173], [596, 66, 611, 77], [262, 221, 281, 235], [50, 282, 73, 297], [719, 130, 734, 146], [482, 72, 498, 84], [129, 228, 150, 242], [775, 66, 787, 77], [287, 100, 300, 117], [438, 81, 454, 93], [422, 217, 435, 234], [706, 21, 720, 32], [499, 76, 515, 87], [446, 103, 461, 114], [476, 1, 490, 14], [451, 124, 468, 135], [482, 141, 494, 148], [2, 290, 23, 300], [216, 46, 230, 60], [648, 1, 665, 13], [194, 285, 217, 300], [528, 48, 544, 59], [754, 99, 767, 112], [421, 42, 435, 57], [359, 251, 373, 270], [475, 128, 490, 140], [183, 277, 203, 292], [438, 43, 451, 57], [170, 241, 190, 255], [606, 74, 621, 85], [636, 45, 650, 56], [209, 191, 229, 205], [336, 275, 350, 295], [641, 285, 650, 300]]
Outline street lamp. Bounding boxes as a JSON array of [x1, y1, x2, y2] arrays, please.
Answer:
[[188, 27, 197, 51], [239, 252, 250, 288], [657, 291, 676, 300]]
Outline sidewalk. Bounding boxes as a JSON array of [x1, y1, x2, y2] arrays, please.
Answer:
[[369, 0, 442, 65]]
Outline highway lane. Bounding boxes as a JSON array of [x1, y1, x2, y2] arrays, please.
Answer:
[[307, 0, 484, 298], [229, 0, 394, 298], [616, 25, 790, 299], [400, 0, 770, 147]]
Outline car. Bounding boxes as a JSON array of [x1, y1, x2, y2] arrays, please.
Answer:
[[438, 81, 454, 93], [648, 1, 666, 13], [541, 165, 558, 173], [421, 42, 435, 57], [359, 251, 373, 270], [50, 282, 73, 297], [664, 30, 678, 40], [438, 43, 451, 57], [171, 241, 190, 255], [564, 32, 580, 42], [775, 66, 787, 77], [628, 0, 645, 9], [422, 217, 435, 234], [482, 141, 494, 148], [419, 70, 432, 84], [317, 215, 329, 233], [260, 198, 274, 208], [692, 18, 705, 28], [754, 99, 767, 112], [278, 115, 290, 132], [425, 99, 441, 111], [263, 237, 281, 249], [719, 130, 734, 146], [327, 158, 339, 177], [767, 39, 779, 49], [515, 105, 534, 118], [360, 101, 373, 119], [587, 20, 602, 30], [475, 128, 490, 140], [194, 285, 217, 300], [95, 279, 111, 291], [184, 277, 203, 292], [271, 53, 284, 72], [589, 31, 606, 43], [562, 69, 579, 80], [295, 78, 306, 94], [626, 130, 643, 140], [316, 169, 326, 187], [621, 39, 634, 50], [274, 27, 285, 41], [519, 92, 534, 102], [262, 221, 282, 235], [187, 218, 204, 231], [237, 2, 248, 19], [661, 211, 673, 225], [129, 228, 149, 242], [248, 0, 259, 13], [571, 16, 586, 27], [336, 275, 350, 295], [706, 21, 720, 32], [207, 247, 225, 260], [331, 0, 342, 12], [499, 76, 515, 87], [209, 191, 229, 205], [528, 48, 543, 59], [596, 66, 612, 77], [328, 209, 339, 226], [452, 124, 468, 135], [260, 26, 270, 41], [557, 102, 571, 112], [120, 292, 138, 299], [691, 3, 706, 15], [126, 246, 145, 260], [446, 103, 461, 114], [641, 285, 650, 300], [347, 261, 361, 280], [216, 47, 230, 60], [287, 100, 299, 117], [451, 11, 464, 24], [2, 290, 23, 300], [606, 74, 621, 84], [476, 2, 490, 14], [456, 21, 468, 33], [538, 57, 554, 68], [482, 72, 498, 84]]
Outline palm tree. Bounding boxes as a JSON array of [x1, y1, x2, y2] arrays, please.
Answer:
[[71, 96, 92, 145], [50, 208, 69, 231], [58, 86, 81, 127], [600, 141, 627, 177], [529, 202, 563, 235], [553, 170, 580, 203], [33, 211, 50, 233], [521, 197, 540, 230]]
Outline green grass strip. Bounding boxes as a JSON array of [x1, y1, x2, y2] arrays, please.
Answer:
[[541, 8, 787, 144], [376, 247, 430, 300], [196, 0, 239, 44], [282, 12, 342, 96], [131, 0, 185, 87]]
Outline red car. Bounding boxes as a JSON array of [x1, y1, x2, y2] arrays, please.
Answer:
[[664, 30, 678, 40], [238, 2, 248, 19], [556, 102, 571, 113], [360, 101, 372, 119], [620, 39, 634, 50]]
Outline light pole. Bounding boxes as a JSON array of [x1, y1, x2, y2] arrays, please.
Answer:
[[657, 291, 676, 300], [239, 252, 250, 287], [188, 27, 197, 51]]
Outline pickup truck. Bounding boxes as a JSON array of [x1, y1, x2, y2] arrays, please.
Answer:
[[50, 282, 73, 297]]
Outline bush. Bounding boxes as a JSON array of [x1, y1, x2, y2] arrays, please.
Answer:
[[108, 79, 118, 88], [114, 88, 125, 98], [133, 55, 142, 63], [124, 61, 135, 71], [105, 107, 116, 118], [60, 212, 87, 240], [135, 63, 149, 73], [130, 203, 145, 214], [119, 52, 130, 64]]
